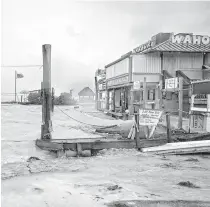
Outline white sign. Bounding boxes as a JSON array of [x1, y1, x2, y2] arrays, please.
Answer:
[[133, 81, 141, 90], [98, 84, 103, 90], [171, 34, 210, 45], [139, 109, 163, 126], [107, 76, 129, 87], [165, 78, 178, 90]]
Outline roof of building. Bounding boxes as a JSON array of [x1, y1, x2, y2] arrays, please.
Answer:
[[143, 38, 210, 53], [105, 51, 132, 68], [78, 87, 95, 96]]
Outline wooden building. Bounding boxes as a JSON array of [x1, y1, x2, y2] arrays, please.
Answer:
[[78, 87, 95, 103], [104, 32, 210, 117]]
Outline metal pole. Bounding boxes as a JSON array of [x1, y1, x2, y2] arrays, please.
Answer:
[[15, 70, 17, 103]]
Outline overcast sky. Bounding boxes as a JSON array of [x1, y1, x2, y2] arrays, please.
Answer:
[[1, 0, 210, 100]]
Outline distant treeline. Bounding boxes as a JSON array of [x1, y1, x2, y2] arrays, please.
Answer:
[[27, 92, 77, 105], [1, 92, 77, 105]]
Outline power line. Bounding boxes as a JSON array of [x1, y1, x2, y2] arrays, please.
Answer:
[[55, 105, 117, 128], [1, 65, 43, 68]]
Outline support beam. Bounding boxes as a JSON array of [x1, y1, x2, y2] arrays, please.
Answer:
[[178, 77, 183, 129], [166, 113, 172, 143], [94, 76, 98, 110]]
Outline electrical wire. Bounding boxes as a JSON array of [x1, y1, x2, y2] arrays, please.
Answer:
[[1, 65, 43, 68], [55, 105, 117, 128]]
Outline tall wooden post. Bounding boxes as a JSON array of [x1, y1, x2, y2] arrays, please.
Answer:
[[143, 77, 149, 138], [143, 77, 147, 108], [134, 107, 141, 149], [15, 70, 17, 103], [41, 44, 52, 140], [166, 113, 172, 143], [95, 76, 98, 110], [178, 77, 183, 129]]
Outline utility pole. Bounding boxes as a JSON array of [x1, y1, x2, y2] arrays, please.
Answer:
[[41, 44, 52, 140]]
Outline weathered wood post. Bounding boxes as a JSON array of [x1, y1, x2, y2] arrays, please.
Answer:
[[143, 77, 149, 138], [178, 77, 183, 129], [41, 44, 52, 140], [166, 113, 172, 143], [134, 106, 141, 149], [15, 70, 17, 103], [95, 76, 98, 110]]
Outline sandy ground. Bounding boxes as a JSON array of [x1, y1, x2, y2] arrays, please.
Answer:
[[2, 104, 210, 207]]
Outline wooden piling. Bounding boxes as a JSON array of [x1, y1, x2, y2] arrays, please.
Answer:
[[41, 44, 52, 140], [166, 113, 172, 143]]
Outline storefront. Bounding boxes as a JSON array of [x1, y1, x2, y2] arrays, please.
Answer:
[[105, 52, 133, 115], [106, 75, 132, 113], [132, 32, 210, 113], [103, 32, 210, 117]]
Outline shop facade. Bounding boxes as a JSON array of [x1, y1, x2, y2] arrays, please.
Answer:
[[102, 32, 210, 117], [97, 78, 107, 110]]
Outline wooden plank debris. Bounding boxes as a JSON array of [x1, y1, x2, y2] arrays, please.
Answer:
[[36, 137, 167, 156], [141, 140, 210, 155]]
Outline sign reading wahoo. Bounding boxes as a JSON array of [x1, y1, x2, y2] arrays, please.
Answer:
[[171, 33, 210, 45]]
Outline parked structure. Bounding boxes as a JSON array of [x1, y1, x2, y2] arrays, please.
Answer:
[[97, 32, 210, 118], [78, 87, 95, 103]]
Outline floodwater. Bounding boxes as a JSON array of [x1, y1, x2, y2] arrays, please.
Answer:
[[1, 104, 210, 207]]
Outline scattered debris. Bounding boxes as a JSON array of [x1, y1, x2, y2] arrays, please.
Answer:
[[178, 181, 200, 188], [107, 185, 122, 191], [185, 158, 199, 162], [161, 163, 177, 169], [27, 156, 41, 162], [33, 187, 44, 193]]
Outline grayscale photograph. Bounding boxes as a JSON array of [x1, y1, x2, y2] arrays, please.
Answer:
[[1, 1, 210, 207]]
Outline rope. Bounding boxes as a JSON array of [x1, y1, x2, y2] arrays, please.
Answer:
[[55, 105, 117, 128]]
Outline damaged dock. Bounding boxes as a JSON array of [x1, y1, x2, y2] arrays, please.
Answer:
[[36, 137, 167, 157]]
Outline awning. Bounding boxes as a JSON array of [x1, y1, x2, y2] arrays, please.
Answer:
[[192, 80, 210, 94]]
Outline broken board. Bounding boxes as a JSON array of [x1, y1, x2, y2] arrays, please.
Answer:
[[36, 137, 167, 156], [141, 140, 210, 155]]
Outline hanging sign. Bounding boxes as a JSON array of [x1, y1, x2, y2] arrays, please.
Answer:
[[165, 78, 178, 90], [139, 109, 163, 126], [133, 81, 141, 90]]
